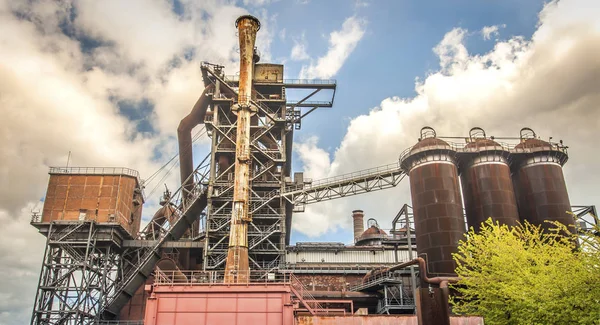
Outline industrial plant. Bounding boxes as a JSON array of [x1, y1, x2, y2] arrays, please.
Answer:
[[29, 15, 597, 325]]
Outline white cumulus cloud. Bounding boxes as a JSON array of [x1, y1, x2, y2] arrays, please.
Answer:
[[0, 0, 277, 323], [482, 25, 499, 40], [290, 33, 310, 61], [292, 0, 600, 240], [299, 16, 367, 79]]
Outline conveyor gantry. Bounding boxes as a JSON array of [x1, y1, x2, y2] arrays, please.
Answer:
[[282, 162, 407, 211]]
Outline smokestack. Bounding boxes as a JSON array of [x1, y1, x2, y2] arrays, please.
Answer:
[[352, 210, 365, 243], [224, 15, 261, 284]]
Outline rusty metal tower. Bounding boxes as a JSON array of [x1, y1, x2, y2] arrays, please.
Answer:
[[200, 16, 337, 275], [223, 15, 261, 283]]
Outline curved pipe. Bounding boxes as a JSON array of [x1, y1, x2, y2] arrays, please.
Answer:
[[156, 258, 187, 283], [178, 85, 214, 202], [148, 205, 178, 238], [363, 257, 460, 288]]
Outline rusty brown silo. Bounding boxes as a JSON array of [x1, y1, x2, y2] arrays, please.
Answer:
[[511, 128, 574, 231], [458, 128, 520, 232], [400, 127, 465, 276]]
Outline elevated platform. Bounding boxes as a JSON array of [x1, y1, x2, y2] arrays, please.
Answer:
[[31, 220, 132, 248]]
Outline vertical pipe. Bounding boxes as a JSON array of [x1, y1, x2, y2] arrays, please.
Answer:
[[404, 205, 417, 303], [224, 15, 261, 283]]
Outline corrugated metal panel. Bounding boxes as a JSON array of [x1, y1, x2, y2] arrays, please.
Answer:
[[286, 250, 409, 264]]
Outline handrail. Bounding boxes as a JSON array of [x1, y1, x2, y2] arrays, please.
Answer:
[[287, 100, 332, 106], [289, 273, 323, 315], [49, 166, 140, 179], [398, 139, 569, 164], [221, 75, 336, 85], [154, 268, 290, 285]]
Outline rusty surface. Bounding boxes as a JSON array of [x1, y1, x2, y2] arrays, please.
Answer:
[[416, 287, 450, 325], [410, 137, 451, 153], [356, 224, 388, 246], [461, 161, 520, 232], [147, 205, 178, 237], [224, 15, 261, 283], [41, 173, 142, 235], [360, 225, 387, 237], [254, 63, 284, 83], [352, 210, 364, 242], [293, 274, 364, 291], [512, 163, 574, 231], [409, 162, 465, 276], [514, 138, 551, 150]]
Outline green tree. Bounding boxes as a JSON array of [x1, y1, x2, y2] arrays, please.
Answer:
[[451, 218, 600, 325]]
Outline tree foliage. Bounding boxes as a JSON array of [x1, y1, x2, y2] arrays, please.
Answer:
[[451, 217, 600, 325]]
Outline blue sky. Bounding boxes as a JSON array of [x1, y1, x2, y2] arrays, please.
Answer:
[[260, 0, 545, 150], [235, 0, 546, 243]]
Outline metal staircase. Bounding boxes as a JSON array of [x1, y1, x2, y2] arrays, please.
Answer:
[[101, 164, 210, 319], [289, 273, 323, 315]]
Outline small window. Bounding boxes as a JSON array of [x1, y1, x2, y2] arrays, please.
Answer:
[[78, 209, 87, 221]]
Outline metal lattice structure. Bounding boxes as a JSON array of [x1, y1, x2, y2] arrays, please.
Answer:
[[30, 161, 211, 323], [281, 162, 406, 211], [101, 163, 210, 318], [30, 221, 125, 324], [200, 62, 337, 271]]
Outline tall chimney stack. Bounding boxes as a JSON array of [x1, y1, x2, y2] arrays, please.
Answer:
[[352, 210, 365, 243], [224, 15, 261, 284]]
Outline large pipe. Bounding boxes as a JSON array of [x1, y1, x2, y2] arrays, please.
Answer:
[[363, 257, 460, 287], [224, 15, 261, 283], [177, 85, 214, 202], [148, 205, 176, 239], [156, 258, 187, 283]]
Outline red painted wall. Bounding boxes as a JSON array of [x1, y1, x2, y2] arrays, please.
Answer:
[[144, 284, 294, 325]]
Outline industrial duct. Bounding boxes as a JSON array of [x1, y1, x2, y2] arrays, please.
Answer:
[[156, 258, 188, 283], [177, 85, 214, 202]]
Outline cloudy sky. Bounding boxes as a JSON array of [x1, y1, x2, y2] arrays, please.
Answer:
[[0, 0, 599, 323]]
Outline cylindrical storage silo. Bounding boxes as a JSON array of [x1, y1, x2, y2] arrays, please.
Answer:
[[400, 127, 465, 276], [511, 129, 573, 231], [458, 128, 520, 232]]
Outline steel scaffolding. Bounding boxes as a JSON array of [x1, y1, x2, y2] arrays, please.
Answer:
[[201, 63, 337, 271], [30, 221, 126, 324]]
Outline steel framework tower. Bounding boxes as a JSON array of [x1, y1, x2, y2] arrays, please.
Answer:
[[200, 64, 337, 272], [30, 221, 127, 324]]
